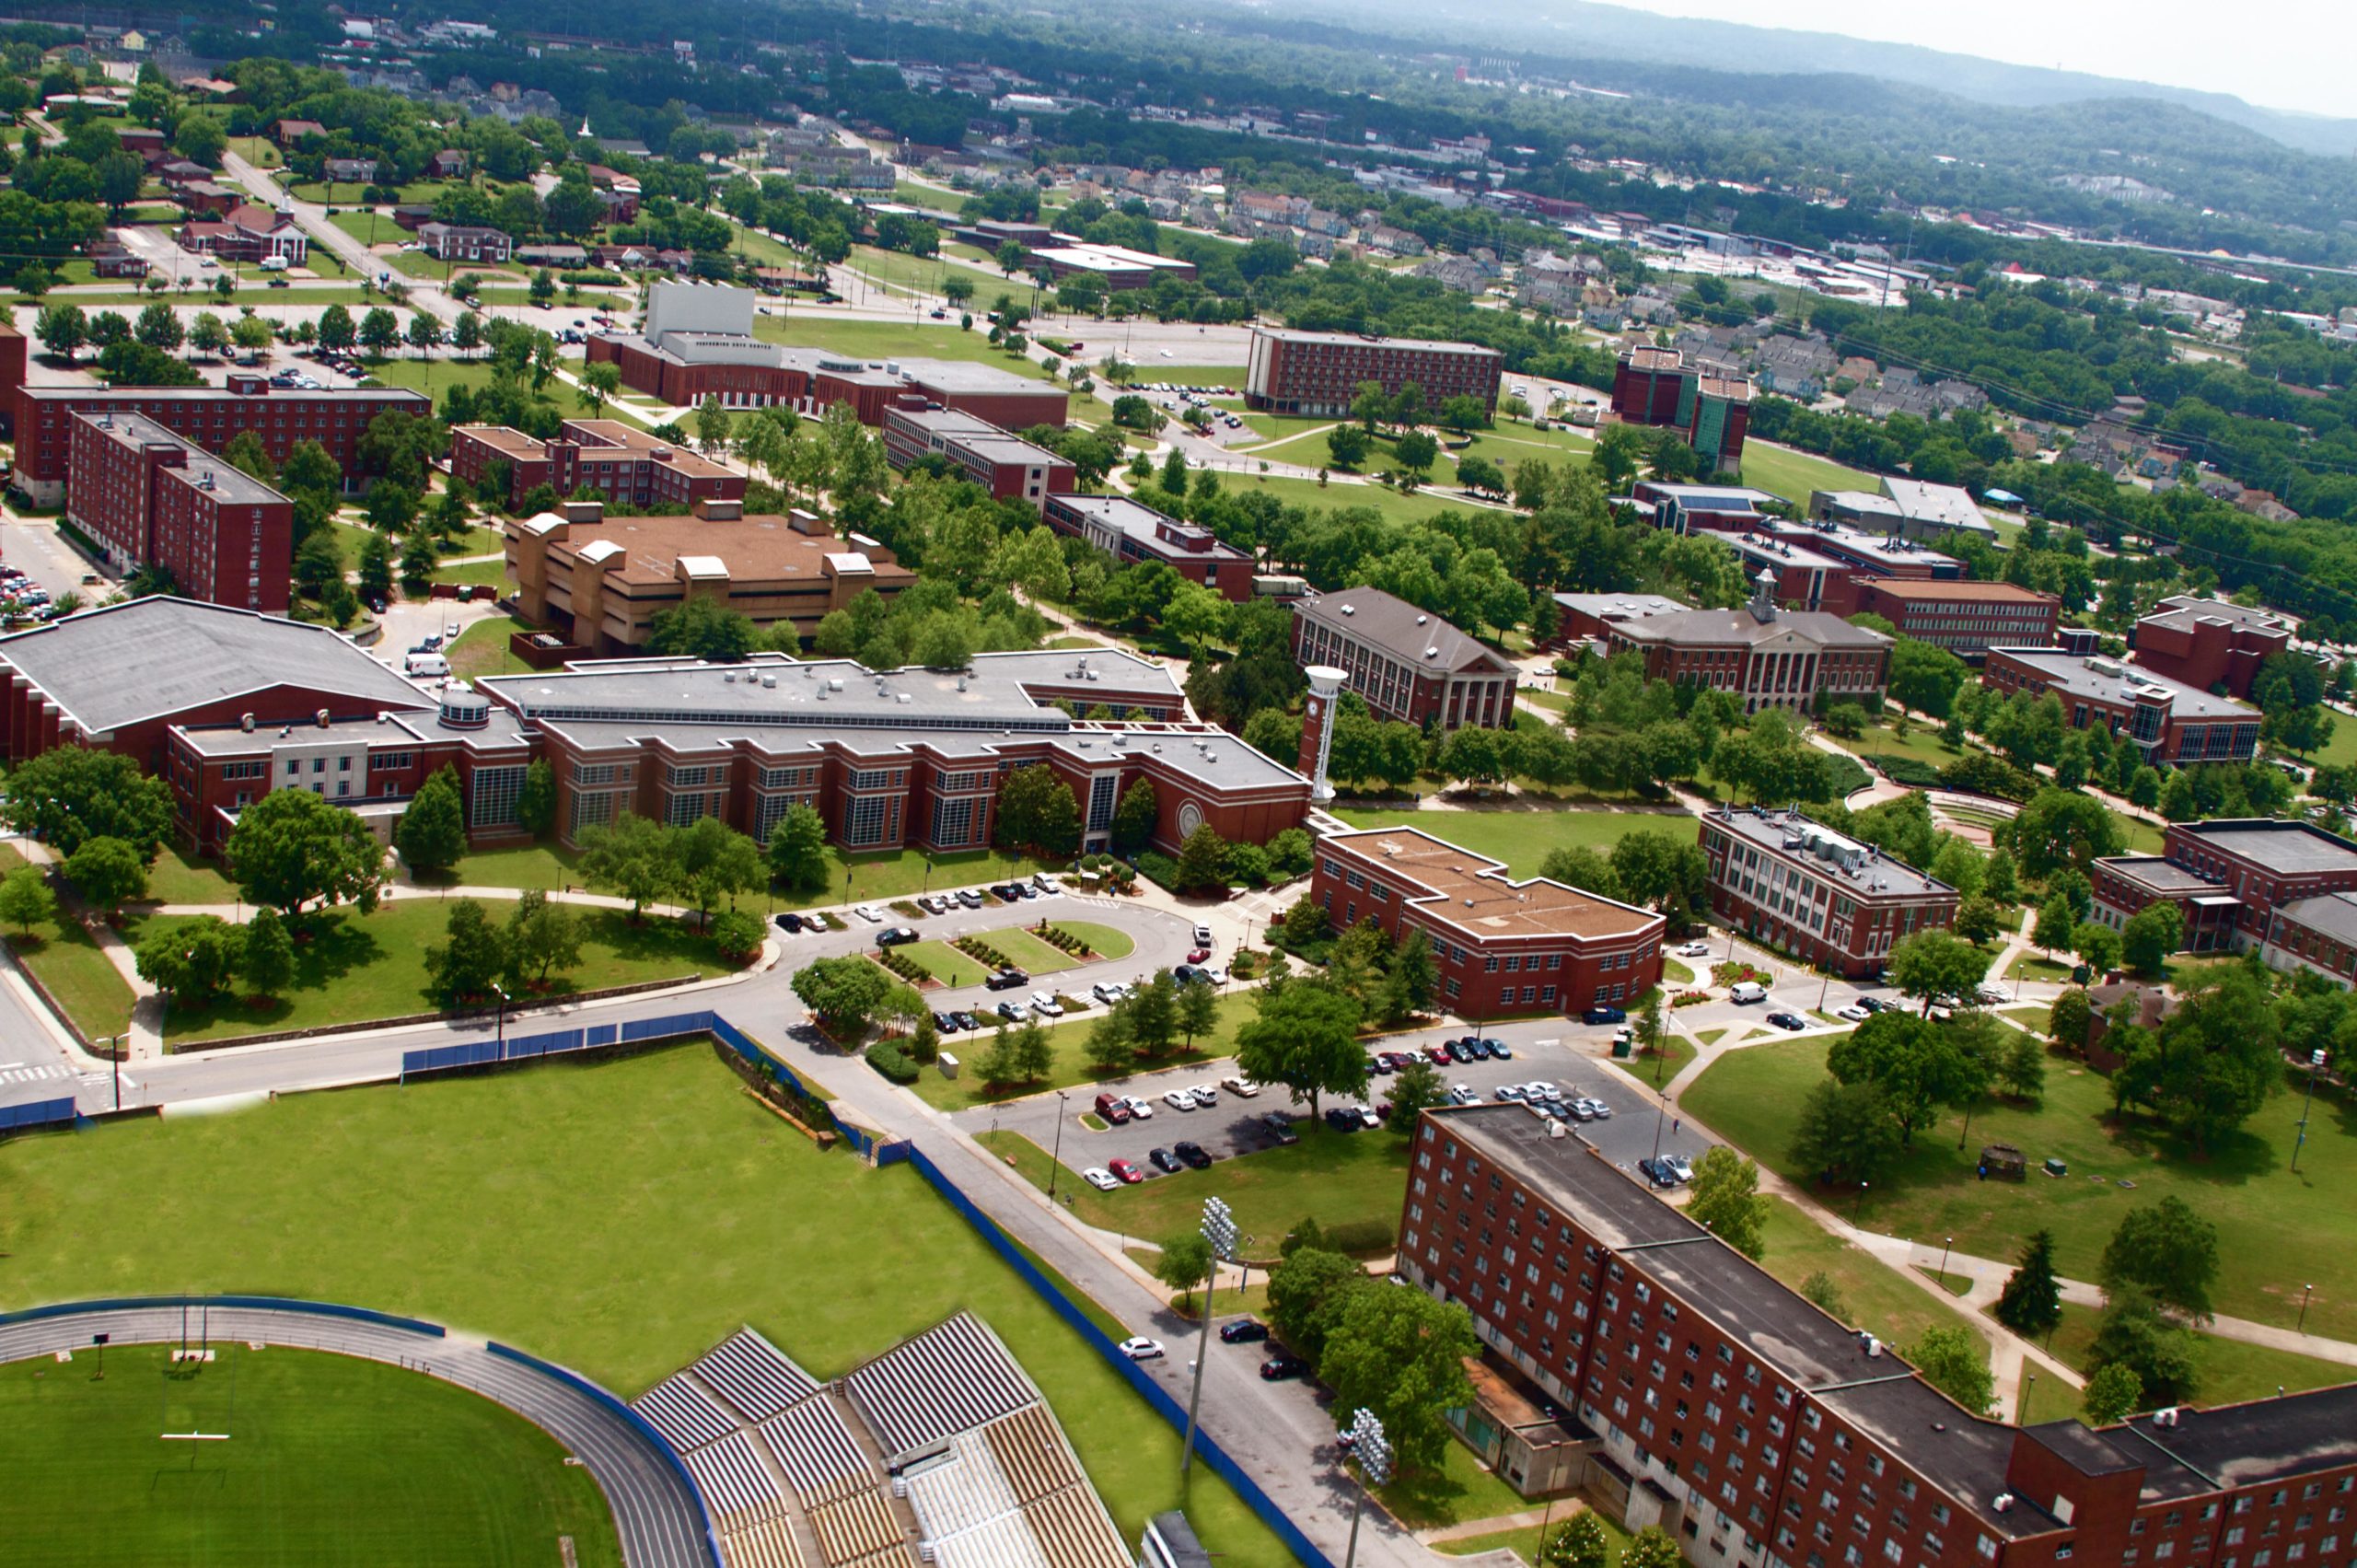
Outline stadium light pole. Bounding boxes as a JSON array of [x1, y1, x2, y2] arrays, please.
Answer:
[[1048, 1090, 1069, 1202], [491, 981, 509, 1056], [1341, 1408, 1393, 1568], [1181, 1196, 1237, 1479]]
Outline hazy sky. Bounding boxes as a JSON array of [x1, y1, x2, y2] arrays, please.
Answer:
[[1609, 0, 2345, 119]]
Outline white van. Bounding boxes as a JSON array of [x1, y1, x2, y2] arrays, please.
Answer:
[[258, 254, 290, 272], [403, 652, 450, 678], [1729, 981, 1769, 1005]]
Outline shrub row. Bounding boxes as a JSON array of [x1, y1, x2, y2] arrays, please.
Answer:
[[1865, 753, 1944, 788], [878, 949, 933, 983], [954, 935, 1014, 970], [1037, 924, 1092, 957], [867, 1042, 920, 1084]]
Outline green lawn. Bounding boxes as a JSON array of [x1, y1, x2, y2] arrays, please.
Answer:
[[327, 209, 412, 248], [447, 615, 534, 683], [1840, 717, 1971, 774], [984, 925, 1081, 975], [0, 1045, 1287, 1562], [1682, 1037, 2357, 1342], [1736, 442, 1882, 509], [442, 842, 585, 892], [143, 844, 240, 906], [0, 846, 137, 1042], [0, 1344, 622, 1566], [1750, 1199, 1991, 1370], [981, 1115, 1410, 1253], [1233, 474, 1484, 528], [901, 939, 993, 989], [151, 900, 730, 1045], [1437, 1510, 1636, 1563], [750, 314, 1062, 383], [433, 554, 513, 590], [1610, 1034, 1693, 1092], [2035, 1302, 2356, 1410], [915, 992, 1259, 1112], [1052, 921, 1135, 961], [1235, 412, 1340, 445], [1326, 807, 1696, 879], [1379, 1437, 1531, 1531]]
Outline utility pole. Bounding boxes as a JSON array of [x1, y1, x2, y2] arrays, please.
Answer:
[[1180, 1196, 1237, 1478]]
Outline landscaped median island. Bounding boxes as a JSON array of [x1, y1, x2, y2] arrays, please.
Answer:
[[0, 1043, 1290, 1563], [911, 992, 1259, 1110]]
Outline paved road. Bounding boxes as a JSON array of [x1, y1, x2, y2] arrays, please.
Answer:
[[0, 1302, 715, 1568]]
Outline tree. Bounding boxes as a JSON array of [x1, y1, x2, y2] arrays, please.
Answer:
[[2076, 920, 2122, 979], [0, 866, 54, 935], [1152, 1229, 1215, 1301], [355, 532, 394, 604], [232, 313, 274, 360], [189, 311, 231, 360], [511, 760, 557, 840], [134, 913, 241, 1005], [2082, 1363, 2144, 1426], [394, 766, 469, 877], [1234, 978, 1366, 1117], [1177, 977, 1220, 1050], [1800, 1272, 1850, 1320], [1686, 1146, 1768, 1258], [1161, 582, 1228, 659], [63, 835, 147, 917], [2120, 901, 2185, 979], [1326, 424, 1369, 470], [1791, 1076, 1905, 1184], [1084, 1004, 1135, 1074], [1828, 1013, 1987, 1143], [1175, 824, 1230, 892], [767, 804, 831, 893], [576, 814, 680, 920], [1392, 430, 1438, 478], [1316, 1283, 1478, 1472], [1542, 1513, 1609, 1568], [1997, 1028, 2047, 1103], [239, 905, 295, 999], [993, 764, 1082, 856], [792, 954, 894, 1036], [2048, 988, 2093, 1055], [1886, 929, 1991, 1016], [507, 889, 584, 985], [1621, 1527, 1683, 1568], [317, 304, 356, 354], [2101, 1196, 2220, 1323], [225, 788, 384, 916], [2011, 788, 2124, 878], [674, 816, 765, 927], [134, 300, 185, 352], [425, 898, 512, 1005], [2086, 1285, 2200, 1406], [1265, 1246, 1365, 1366], [1110, 778, 1157, 854], [1983, 846, 2019, 906], [1388, 1059, 1445, 1136], [4, 748, 175, 859], [1908, 1324, 1994, 1413], [645, 596, 756, 662], [1992, 1230, 2063, 1341]]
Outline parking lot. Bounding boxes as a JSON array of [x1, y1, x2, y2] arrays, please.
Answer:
[[950, 1011, 1724, 1192]]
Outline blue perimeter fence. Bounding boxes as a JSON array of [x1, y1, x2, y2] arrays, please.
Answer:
[[399, 1011, 879, 1156], [0, 1095, 76, 1132], [894, 1141, 1337, 1568]]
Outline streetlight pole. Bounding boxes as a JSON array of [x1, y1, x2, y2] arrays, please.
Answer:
[[1341, 1409, 1394, 1568], [1181, 1196, 1237, 1479], [2299, 1283, 2315, 1335], [2293, 1048, 2327, 1173], [2021, 1371, 2037, 1425], [491, 981, 509, 1057], [1938, 1237, 1953, 1290], [1048, 1090, 1069, 1202]]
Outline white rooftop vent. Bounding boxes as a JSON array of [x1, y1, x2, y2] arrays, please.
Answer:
[[897, 692, 912, 704], [761, 673, 775, 688], [315, 709, 330, 728], [1993, 1495, 2014, 1514], [956, 676, 967, 692], [239, 713, 255, 732], [723, 670, 737, 682], [1415, 614, 1428, 625], [1340, 603, 1355, 615], [1424, 646, 1440, 659], [2154, 1407, 2181, 1429], [828, 679, 843, 691]]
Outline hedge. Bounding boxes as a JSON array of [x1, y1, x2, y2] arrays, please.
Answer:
[[1865, 752, 1944, 788], [1819, 752, 1873, 799], [867, 1041, 919, 1084]]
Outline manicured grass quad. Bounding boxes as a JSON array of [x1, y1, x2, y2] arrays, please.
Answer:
[[0, 1045, 1286, 1563], [0, 1344, 622, 1566]]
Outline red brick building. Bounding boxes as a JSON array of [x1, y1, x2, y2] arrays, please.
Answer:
[[1852, 578, 2061, 660], [881, 407, 1075, 511], [1980, 648, 2258, 767], [1721, 531, 1863, 616], [2090, 817, 2357, 956], [64, 412, 294, 613], [1311, 826, 1664, 1016], [12, 380, 432, 505], [1042, 493, 1256, 602], [1600, 573, 1890, 715], [2131, 596, 2293, 701], [1623, 482, 1778, 535], [449, 419, 747, 513], [1401, 1104, 2357, 1568], [1701, 804, 1958, 976], [0, 320, 26, 435], [1288, 587, 1518, 731], [1610, 347, 1751, 473], [1242, 328, 1501, 419]]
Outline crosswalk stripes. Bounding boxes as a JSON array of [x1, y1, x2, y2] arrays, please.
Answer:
[[0, 1063, 73, 1085]]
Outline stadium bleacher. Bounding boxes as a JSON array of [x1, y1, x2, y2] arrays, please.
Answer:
[[1019, 1488, 1130, 1568], [694, 1328, 819, 1422], [634, 1372, 743, 1452], [904, 1434, 1021, 1539], [760, 1394, 877, 1510], [808, 1489, 907, 1565], [977, 1406, 1083, 1504], [845, 1313, 1036, 1458], [683, 1431, 792, 1529], [722, 1517, 808, 1568]]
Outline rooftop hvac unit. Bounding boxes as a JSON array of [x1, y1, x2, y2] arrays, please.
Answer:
[[897, 692, 911, 704], [1993, 1494, 2014, 1514], [892, 1478, 909, 1499], [1340, 604, 1355, 615], [239, 713, 255, 732], [761, 673, 775, 688], [1415, 614, 1428, 625], [316, 709, 330, 727], [723, 670, 736, 682], [1424, 646, 1439, 659], [2154, 1407, 2181, 1429], [828, 679, 844, 691]]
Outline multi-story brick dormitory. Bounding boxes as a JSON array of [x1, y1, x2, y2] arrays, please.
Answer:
[[1609, 346, 1751, 472], [1850, 579, 2062, 661], [1308, 827, 1664, 1017], [2090, 817, 2357, 957], [1402, 1102, 2357, 1568], [1598, 571, 1891, 715], [1288, 587, 1519, 733], [1242, 327, 1502, 419], [0, 598, 1312, 860], [1041, 493, 1257, 603], [1701, 805, 1958, 977], [505, 499, 916, 654], [12, 378, 433, 505], [1980, 649, 2259, 767], [881, 407, 1076, 511], [449, 419, 747, 514], [64, 411, 294, 613], [2130, 596, 2294, 702], [473, 650, 1308, 854]]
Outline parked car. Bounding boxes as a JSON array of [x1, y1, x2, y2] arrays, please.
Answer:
[[1084, 1167, 1119, 1191], [1032, 872, 1062, 893], [1639, 1156, 1681, 1188], [1165, 1087, 1200, 1111], [1094, 1093, 1131, 1125], [774, 912, 804, 934], [1219, 1318, 1270, 1344], [1108, 1158, 1144, 1185], [957, 889, 985, 909], [801, 912, 832, 933], [1092, 981, 1125, 1004], [1187, 947, 1212, 965], [1323, 1106, 1363, 1132], [950, 1011, 980, 1031], [1260, 1111, 1300, 1144], [1835, 1003, 1872, 1023], [1193, 923, 1214, 947], [1029, 991, 1065, 1016], [1189, 1083, 1218, 1107], [1729, 981, 1769, 1004], [933, 1011, 962, 1034], [984, 968, 1030, 991], [1585, 1005, 1627, 1025], [994, 1001, 1029, 1023], [1356, 1104, 1380, 1129], [1122, 1095, 1155, 1121], [1149, 1147, 1182, 1174], [877, 926, 920, 947], [1448, 1084, 1480, 1106], [1766, 1011, 1808, 1031], [1174, 1140, 1213, 1169], [1221, 1075, 1260, 1098], [1171, 964, 1208, 986], [1119, 1336, 1166, 1360], [853, 904, 883, 923], [1260, 1353, 1308, 1381], [1676, 940, 1713, 958], [1666, 1153, 1695, 1184]]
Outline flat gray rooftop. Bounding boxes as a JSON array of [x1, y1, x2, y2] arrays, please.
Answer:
[[2106, 1386, 2357, 1499], [2097, 855, 2225, 896], [1707, 805, 1948, 898], [1991, 649, 2255, 721], [1255, 327, 1498, 356], [2178, 818, 2357, 877], [76, 411, 288, 505]]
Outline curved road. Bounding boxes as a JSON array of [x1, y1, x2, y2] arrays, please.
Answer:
[[0, 1300, 715, 1568]]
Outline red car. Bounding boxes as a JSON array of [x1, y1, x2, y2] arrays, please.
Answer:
[[1188, 947, 1212, 964], [1422, 1045, 1450, 1066], [1108, 1158, 1144, 1185]]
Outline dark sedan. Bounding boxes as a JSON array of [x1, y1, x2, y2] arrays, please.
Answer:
[[933, 1011, 962, 1034], [1260, 1353, 1308, 1381], [1174, 1140, 1213, 1169], [1149, 1147, 1183, 1174], [1766, 1011, 1809, 1031], [1219, 1319, 1270, 1344]]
